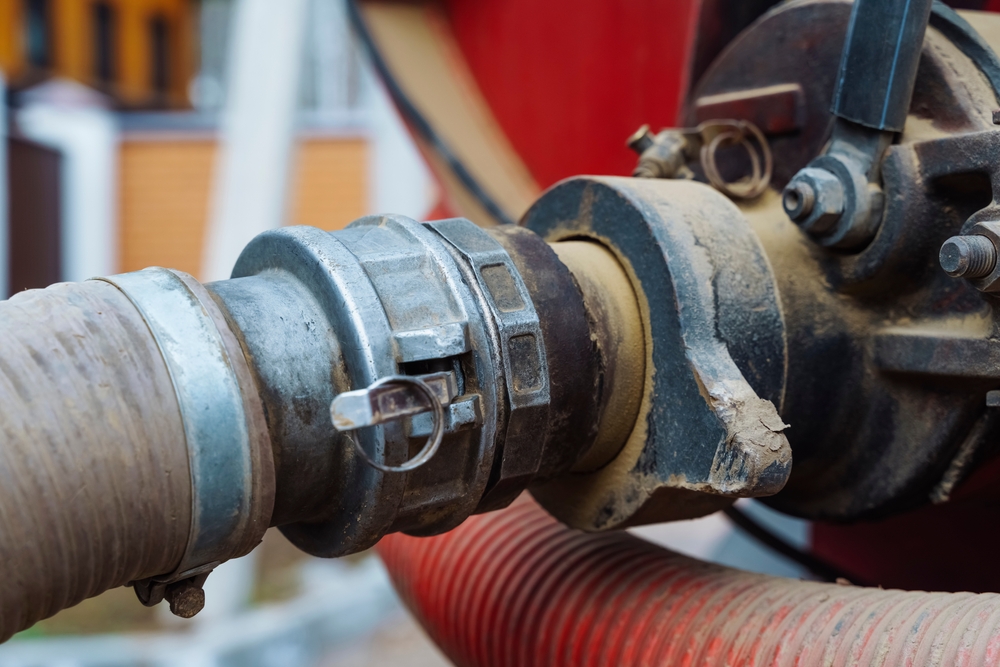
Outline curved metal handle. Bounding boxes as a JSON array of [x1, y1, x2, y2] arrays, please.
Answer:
[[330, 374, 449, 473], [831, 0, 934, 132]]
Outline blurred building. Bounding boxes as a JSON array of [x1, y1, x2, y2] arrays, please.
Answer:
[[0, 0, 196, 108], [1, 0, 392, 297]]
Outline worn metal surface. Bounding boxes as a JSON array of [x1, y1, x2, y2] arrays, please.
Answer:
[[551, 241, 645, 474], [0, 281, 192, 641], [424, 220, 552, 510], [693, 84, 804, 135], [784, 121, 891, 249], [683, 0, 1000, 521], [211, 215, 577, 554], [330, 371, 457, 431], [214, 225, 401, 555], [99, 269, 274, 586], [524, 176, 790, 530], [780, 0, 938, 250], [217, 219, 485, 553], [480, 226, 601, 509], [685, 0, 997, 189]]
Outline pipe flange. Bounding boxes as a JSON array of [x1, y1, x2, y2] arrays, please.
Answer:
[[523, 176, 789, 530], [229, 217, 502, 551], [332, 215, 498, 536], [96, 269, 274, 587], [427, 218, 552, 510]]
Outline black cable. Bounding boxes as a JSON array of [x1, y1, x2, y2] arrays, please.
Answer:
[[930, 2, 1000, 105], [723, 505, 871, 586], [345, 0, 516, 226]]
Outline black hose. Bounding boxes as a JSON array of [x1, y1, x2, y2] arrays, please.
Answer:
[[346, 0, 516, 226], [723, 505, 870, 586]]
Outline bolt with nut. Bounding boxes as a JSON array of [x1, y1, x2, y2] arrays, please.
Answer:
[[782, 167, 845, 234], [939, 235, 997, 279], [783, 181, 816, 220]]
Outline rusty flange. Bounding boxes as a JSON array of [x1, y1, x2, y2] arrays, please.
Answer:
[[523, 176, 790, 530]]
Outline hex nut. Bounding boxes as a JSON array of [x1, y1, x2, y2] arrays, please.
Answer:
[[627, 124, 654, 155], [785, 167, 845, 234], [967, 222, 1000, 293], [987, 390, 1000, 407], [782, 180, 816, 221]]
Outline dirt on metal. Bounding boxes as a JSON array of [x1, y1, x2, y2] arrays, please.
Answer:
[[552, 240, 646, 473]]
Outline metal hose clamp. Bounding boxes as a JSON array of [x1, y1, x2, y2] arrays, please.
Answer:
[[96, 268, 273, 602]]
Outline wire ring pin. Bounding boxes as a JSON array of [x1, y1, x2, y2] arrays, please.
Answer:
[[330, 373, 449, 473], [699, 119, 773, 201]]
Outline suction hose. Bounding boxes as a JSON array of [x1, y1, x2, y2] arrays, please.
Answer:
[[0, 280, 191, 640], [379, 496, 1000, 667], [0, 273, 273, 641]]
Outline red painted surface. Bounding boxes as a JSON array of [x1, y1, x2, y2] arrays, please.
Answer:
[[443, 0, 701, 190], [813, 455, 1000, 594], [433, 0, 1000, 593], [380, 496, 1000, 666]]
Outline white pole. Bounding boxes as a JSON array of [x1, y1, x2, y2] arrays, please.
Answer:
[[15, 81, 118, 284], [201, 0, 310, 282]]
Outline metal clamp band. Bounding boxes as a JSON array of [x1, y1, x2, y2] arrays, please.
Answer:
[[426, 219, 551, 502], [96, 268, 271, 585]]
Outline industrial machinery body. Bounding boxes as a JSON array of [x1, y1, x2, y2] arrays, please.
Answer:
[[7, 0, 1000, 664]]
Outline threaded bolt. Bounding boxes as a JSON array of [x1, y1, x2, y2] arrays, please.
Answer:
[[940, 235, 997, 278], [782, 181, 816, 222], [627, 125, 654, 155], [165, 579, 206, 618]]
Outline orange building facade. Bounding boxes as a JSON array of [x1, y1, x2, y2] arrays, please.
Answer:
[[119, 132, 368, 277], [0, 0, 196, 107], [2, 0, 371, 287]]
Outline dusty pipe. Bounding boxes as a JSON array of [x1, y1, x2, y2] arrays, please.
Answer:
[[0, 218, 633, 637], [379, 496, 1000, 667], [0, 272, 274, 641], [0, 281, 192, 641]]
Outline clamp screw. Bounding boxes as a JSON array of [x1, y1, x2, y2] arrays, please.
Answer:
[[939, 235, 997, 278], [165, 579, 206, 619]]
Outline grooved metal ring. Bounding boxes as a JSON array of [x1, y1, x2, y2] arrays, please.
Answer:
[[96, 268, 258, 583], [343, 375, 446, 474], [426, 218, 551, 507]]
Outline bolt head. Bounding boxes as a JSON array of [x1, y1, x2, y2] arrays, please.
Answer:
[[167, 585, 205, 619], [987, 390, 1000, 407], [993, 109, 1000, 125]]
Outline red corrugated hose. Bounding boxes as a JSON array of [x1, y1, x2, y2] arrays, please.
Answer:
[[379, 496, 1000, 666]]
